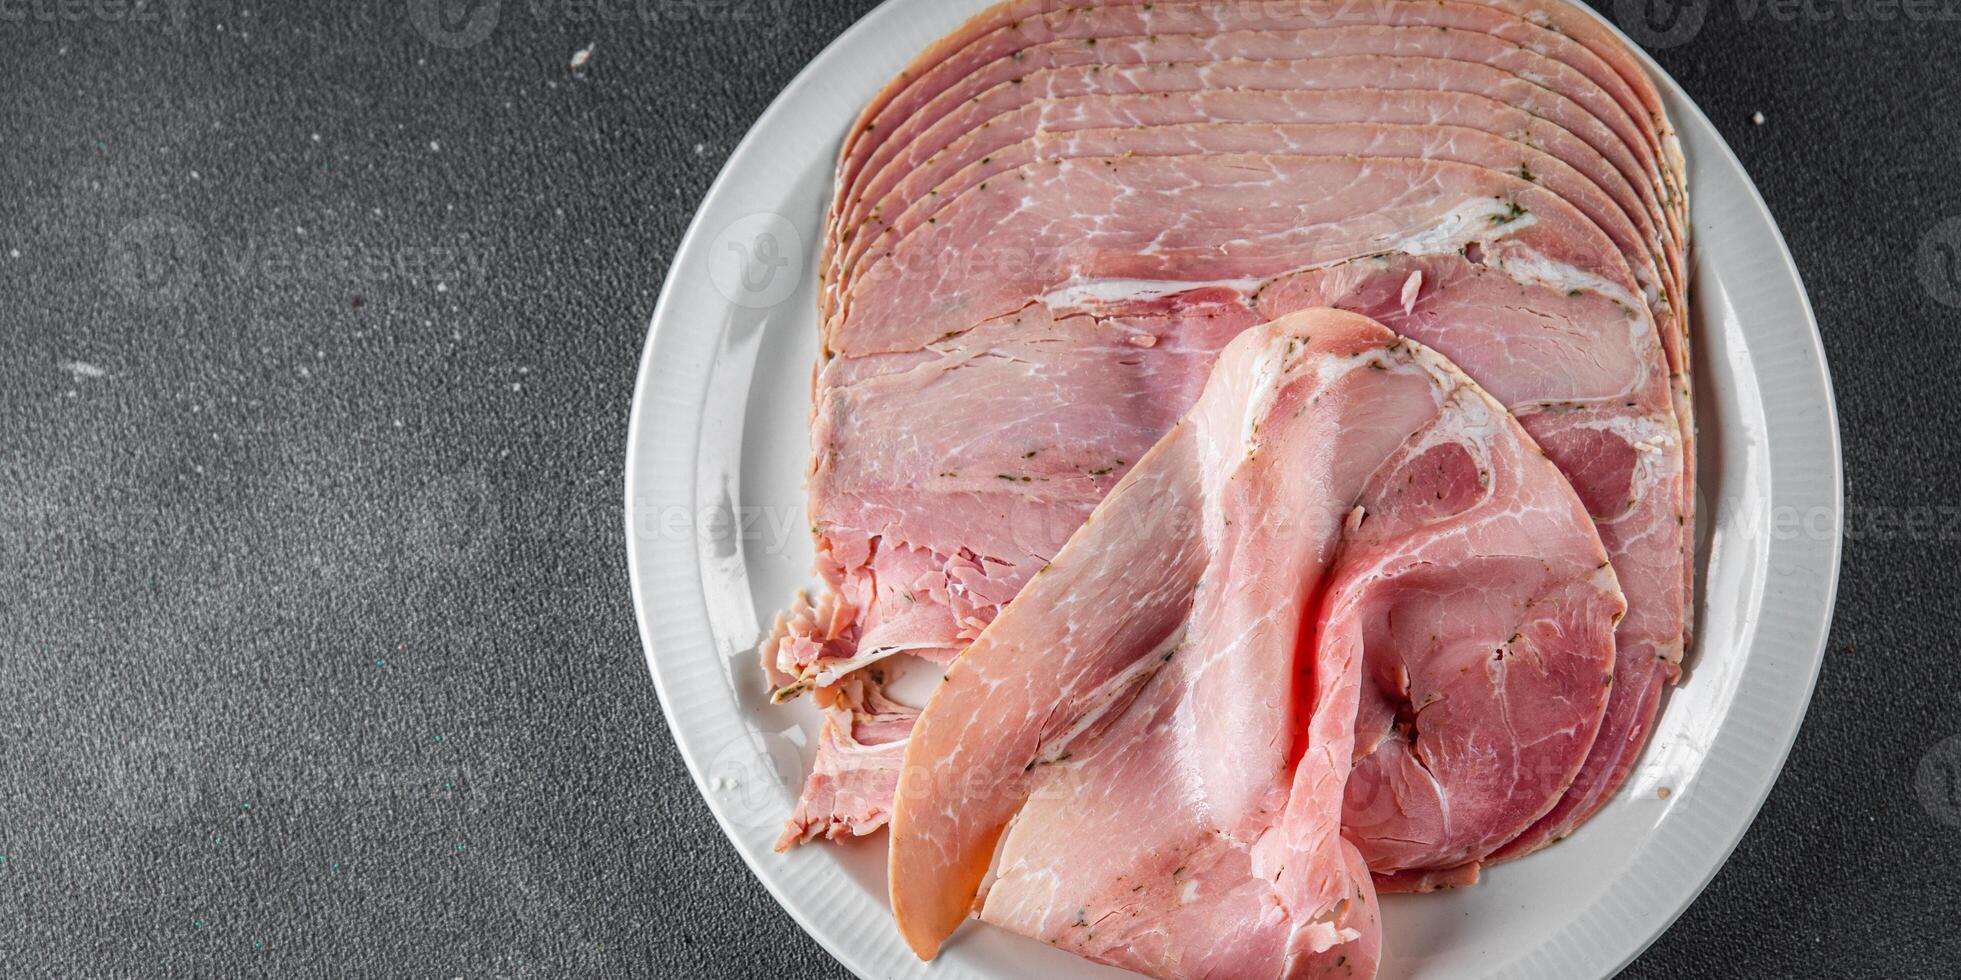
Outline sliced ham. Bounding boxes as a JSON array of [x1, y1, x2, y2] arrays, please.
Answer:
[[772, 0, 1695, 918], [790, 151, 1684, 881], [789, 303, 1243, 692], [1268, 263, 1681, 877], [1468, 0, 1688, 214], [837, 116, 1679, 373], [826, 0, 1682, 256], [834, 88, 1678, 317], [888, 310, 1623, 976], [833, 98, 1693, 593], [825, 50, 1694, 517], [836, 154, 1641, 355], [824, 3, 1686, 313], [826, 47, 1674, 345], [817, 2, 1696, 573]]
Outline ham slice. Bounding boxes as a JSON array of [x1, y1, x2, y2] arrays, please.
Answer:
[[828, 35, 1678, 337], [888, 310, 1624, 976], [826, 44, 1698, 589], [823, 3, 1685, 316], [827, 39, 1686, 382]]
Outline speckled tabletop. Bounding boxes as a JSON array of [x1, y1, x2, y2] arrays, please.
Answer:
[[1, 1, 1958, 977]]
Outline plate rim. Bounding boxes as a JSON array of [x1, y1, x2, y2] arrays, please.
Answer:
[[622, 2, 1844, 976]]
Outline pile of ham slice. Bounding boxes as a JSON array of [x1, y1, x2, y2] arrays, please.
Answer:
[[760, 1, 1691, 975]]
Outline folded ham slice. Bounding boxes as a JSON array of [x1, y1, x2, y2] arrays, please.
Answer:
[[888, 310, 1623, 977]]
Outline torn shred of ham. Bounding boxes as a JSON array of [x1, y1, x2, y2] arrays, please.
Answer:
[[774, 675, 919, 851]]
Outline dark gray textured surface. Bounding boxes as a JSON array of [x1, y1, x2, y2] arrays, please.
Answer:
[[1, 1, 1956, 977]]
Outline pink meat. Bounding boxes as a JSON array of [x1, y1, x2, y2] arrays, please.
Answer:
[[831, 97, 1693, 592], [1469, 0, 1687, 210], [828, 62, 1696, 584], [826, 1, 1680, 258], [1463, 0, 1696, 694], [888, 310, 1623, 977], [835, 154, 1635, 355], [835, 88, 1676, 314], [1259, 253, 1681, 877], [840, 117, 1678, 360], [825, 47, 1672, 342], [817, 3, 1696, 556], [791, 152, 1684, 879], [822, 50, 1693, 502], [774, 674, 918, 849]]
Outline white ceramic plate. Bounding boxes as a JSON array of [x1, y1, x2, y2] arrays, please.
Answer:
[[623, 2, 1843, 976]]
